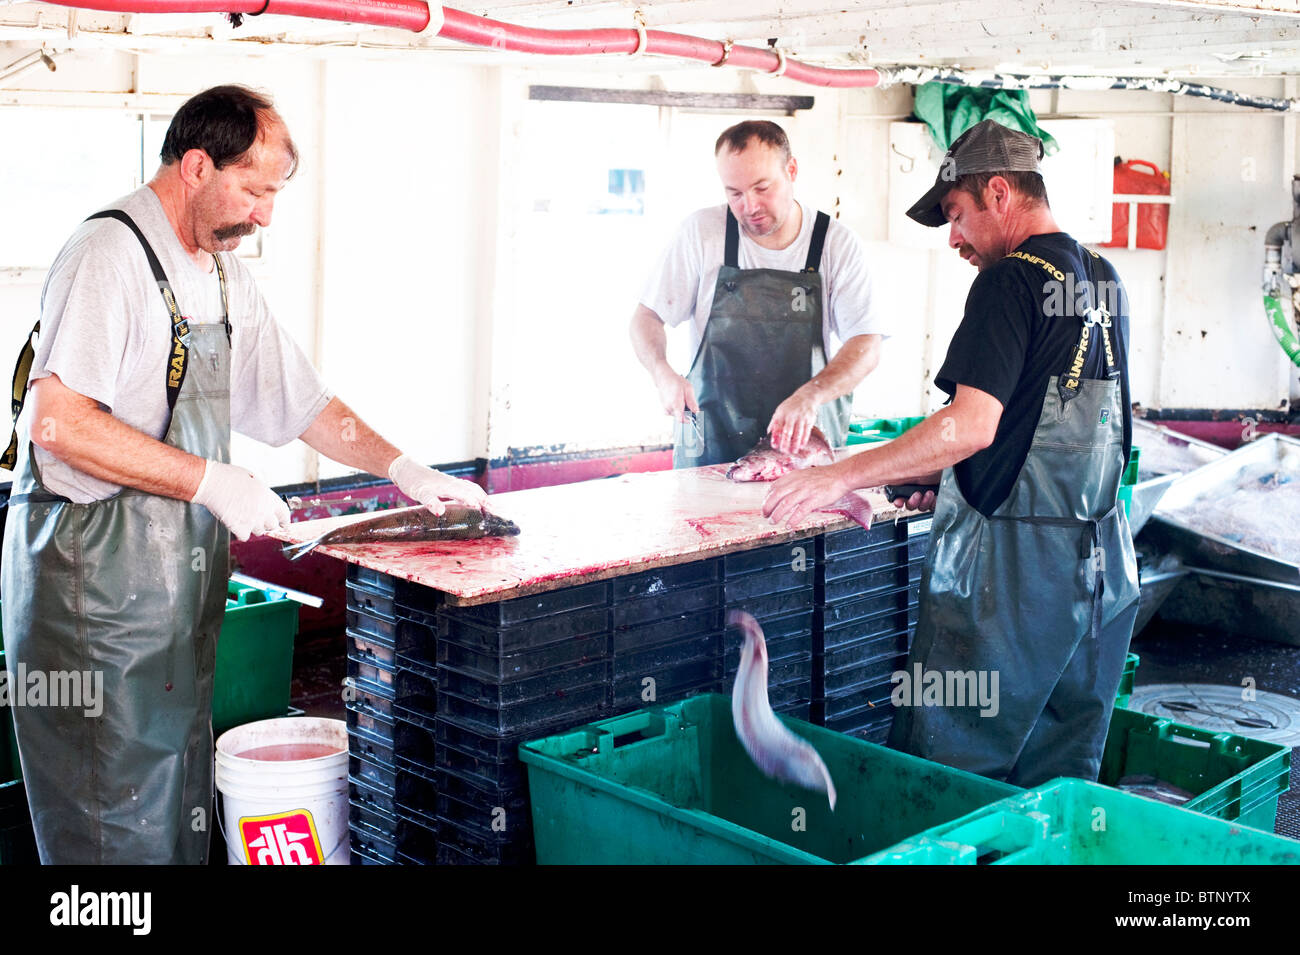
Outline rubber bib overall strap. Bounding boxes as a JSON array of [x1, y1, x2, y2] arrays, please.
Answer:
[[1, 209, 233, 863], [674, 209, 851, 467], [888, 249, 1140, 787]]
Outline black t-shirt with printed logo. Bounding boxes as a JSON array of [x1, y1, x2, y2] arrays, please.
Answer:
[[934, 232, 1132, 517]]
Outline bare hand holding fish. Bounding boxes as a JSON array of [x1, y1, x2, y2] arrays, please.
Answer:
[[283, 503, 519, 561], [727, 427, 835, 482], [730, 610, 836, 810]]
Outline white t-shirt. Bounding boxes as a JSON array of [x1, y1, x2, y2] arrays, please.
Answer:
[[20, 186, 333, 503], [639, 201, 890, 359]]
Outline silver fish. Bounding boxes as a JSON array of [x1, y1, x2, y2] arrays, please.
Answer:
[[729, 610, 837, 810], [282, 503, 519, 561]]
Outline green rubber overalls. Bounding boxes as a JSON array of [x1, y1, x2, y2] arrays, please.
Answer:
[[673, 208, 852, 468], [888, 249, 1140, 787], [2, 210, 231, 863]]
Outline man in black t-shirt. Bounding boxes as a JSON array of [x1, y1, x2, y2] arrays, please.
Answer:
[[765, 120, 1140, 786]]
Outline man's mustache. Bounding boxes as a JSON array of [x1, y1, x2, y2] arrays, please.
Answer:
[[214, 222, 256, 241]]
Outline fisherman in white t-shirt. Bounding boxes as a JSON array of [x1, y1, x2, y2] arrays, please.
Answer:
[[0, 85, 485, 864], [631, 120, 889, 468]]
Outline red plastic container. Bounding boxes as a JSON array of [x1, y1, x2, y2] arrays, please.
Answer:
[[1104, 159, 1170, 250]]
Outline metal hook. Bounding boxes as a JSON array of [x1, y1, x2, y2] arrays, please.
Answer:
[[891, 143, 915, 174]]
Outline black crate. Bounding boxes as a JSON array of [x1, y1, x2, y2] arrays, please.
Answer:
[[347, 579, 400, 621], [825, 705, 897, 737], [436, 739, 529, 791], [772, 699, 813, 722], [351, 844, 395, 865], [439, 630, 609, 682], [440, 605, 612, 656], [722, 538, 815, 577], [396, 749, 438, 782], [436, 793, 531, 844], [349, 752, 398, 794], [438, 766, 530, 812], [822, 539, 913, 580], [347, 628, 402, 670], [819, 522, 900, 556], [821, 562, 923, 605], [822, 684, 898, 723], [435, 714, 541, 764], [610, 559, 720, 602], [612, 633, 716, 681], [821, 604, 916, 651], [441, 580, 610, 627], [345, 605, 399, 647], [395, 809, 438, 859], [822, 650, 909, 695], [612, 608, 718, 654], [767, 680, 815, 709], [346, 652, 397, 696], [346, 698, 395, 743], [436, 824, 533, 865], [613, 657, 720, 708], [347, 725, 395, 769], [349, 773, 398, 818], [726, 586, 814, 619], [821, 624, 911, 668], [349, 823, 399, 864], [437, 682, 607, 737], [438, 659, 609, 708], [349, 798, 399, 839], [344, 678, 398, 724], [817, 583, 918, 626], [348, 564, 398, 595], [611, 582, 718, 629], [723, 566, 813, 604], [392, 666, 438, 727], [722, 634, 810, 675], [392, 767, 439, 820]]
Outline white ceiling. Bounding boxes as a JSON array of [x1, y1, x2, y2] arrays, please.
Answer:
[[3, 0, 1300, 79]]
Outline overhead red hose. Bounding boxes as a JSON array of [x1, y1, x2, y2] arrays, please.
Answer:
[[38, 0, 882, 89]]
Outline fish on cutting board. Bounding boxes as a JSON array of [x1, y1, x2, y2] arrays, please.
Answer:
[[726, 427, 835, 482], [725, 427, 875, 530], [282, 504, 519, 561], [729, 610, 837, 810]]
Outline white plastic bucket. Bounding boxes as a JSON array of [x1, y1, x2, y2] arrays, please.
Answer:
[[215, 717, 349, 866]]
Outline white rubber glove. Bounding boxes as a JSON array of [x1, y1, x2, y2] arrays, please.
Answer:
[[191, 459, 291, 542], [388, 454, 488, 515]]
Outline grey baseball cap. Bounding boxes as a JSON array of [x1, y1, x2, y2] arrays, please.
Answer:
[[906, 119, 1047, 228]]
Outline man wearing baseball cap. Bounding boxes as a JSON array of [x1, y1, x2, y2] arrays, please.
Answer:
[[764, 119, 1140, 786]]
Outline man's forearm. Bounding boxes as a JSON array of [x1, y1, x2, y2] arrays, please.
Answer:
[[29, 374, 206, 500], [836, 386, 1002, 491], [798, 334, 882, 405], [630, 304, 672, 380], [297, 396, 403, 479]]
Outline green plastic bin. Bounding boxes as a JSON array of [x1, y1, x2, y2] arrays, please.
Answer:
[[846, 416, 926, 446], [1114, 652, 1139, 708], [1117, 447, 1140, 518], [1099, 706, 1290, 832], [519, 693, 1020, 865], [213, 581, 299, 735], [858, 778, 1300, 864]]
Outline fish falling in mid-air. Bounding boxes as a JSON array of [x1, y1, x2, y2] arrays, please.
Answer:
[[729, 610, 837, 811], [726, 427, 874, 531], [282, 504, 520, 561], [726, 427, 835, 482]]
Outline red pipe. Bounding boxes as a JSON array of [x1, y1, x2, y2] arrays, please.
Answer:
[[40, 0, 882, 88]]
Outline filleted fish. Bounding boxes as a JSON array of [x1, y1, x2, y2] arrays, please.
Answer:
[[729, 610, 837, 810]]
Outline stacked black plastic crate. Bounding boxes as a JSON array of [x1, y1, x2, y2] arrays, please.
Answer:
[[344, 566, 440, 865], [609, 560, 725, 717], [722, 538, 817, 722], [814, 516, 931, 743], [434, 582, 612, 864]]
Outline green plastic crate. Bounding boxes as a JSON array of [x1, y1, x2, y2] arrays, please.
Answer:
[[1117, 447, 1141, 517], [1114, 652, 1139, 708], [519, 693, 1019, 865], [1099, 706, 1291, 832], [214, 581, 299, 735], [858, 778, 1300, 864], [846, 416, 926, 445]]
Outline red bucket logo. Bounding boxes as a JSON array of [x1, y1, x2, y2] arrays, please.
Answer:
[[240, 810, 325, 865]]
